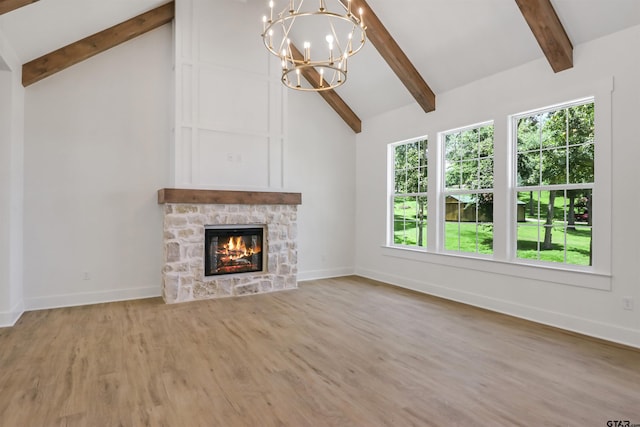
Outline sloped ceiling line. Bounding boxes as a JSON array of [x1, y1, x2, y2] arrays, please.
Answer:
[[0, 0, 39, 16], [341, 0, 437, 113], [515, 0, 573, 72], [16, 0, 434, 132], [289, 43, 362, 133], [21, 1, 175, 86]]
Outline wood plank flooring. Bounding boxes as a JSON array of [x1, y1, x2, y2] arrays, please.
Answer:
[[1, 276, 639, 426]]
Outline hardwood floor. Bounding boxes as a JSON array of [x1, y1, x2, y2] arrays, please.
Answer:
[[1, 276, 639, 426]]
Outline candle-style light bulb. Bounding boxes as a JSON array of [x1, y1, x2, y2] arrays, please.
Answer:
[[347, 0, 351, 15], [326, 35, 334, 64], [319, 68, 324, 87], [289, 0, 294, 13], [359, 7, 364, 28], [286, 38, 292, 59], [262, 15, 267, 33], [269, 0, 274, 21], [303, 41, 310, 63], [296, 68, 301, 87]]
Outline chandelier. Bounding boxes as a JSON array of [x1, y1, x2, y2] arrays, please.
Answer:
[[261, 0, 367, 91]]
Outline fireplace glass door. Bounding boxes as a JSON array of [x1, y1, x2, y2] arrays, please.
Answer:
[[204, 226, 264, 276]]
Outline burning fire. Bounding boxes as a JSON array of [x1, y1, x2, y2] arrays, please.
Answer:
[[221, 236, 260, 260]]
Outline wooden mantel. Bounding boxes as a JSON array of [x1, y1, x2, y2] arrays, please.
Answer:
[[157, 188, 302, 205]]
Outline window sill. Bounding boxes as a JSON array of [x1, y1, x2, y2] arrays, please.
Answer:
[[381, 245, 612, 291]]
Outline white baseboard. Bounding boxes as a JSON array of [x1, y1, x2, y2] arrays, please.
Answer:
[[25, 286, 161, 312], [0, 299, 25, 328], [356, 267, 640, 350], [297, 266, 356, 282]]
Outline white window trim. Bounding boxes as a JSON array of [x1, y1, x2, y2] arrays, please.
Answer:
[[439, 121, 495, 256], [387, 135, 429, 249], [507, 87, 612, 277], [380, 245, 611, 290], [384, 77, 613, 291], [510, 97, 595, 269]]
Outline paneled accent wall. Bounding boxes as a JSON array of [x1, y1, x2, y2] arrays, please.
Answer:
[[174, 0, 286, 189]]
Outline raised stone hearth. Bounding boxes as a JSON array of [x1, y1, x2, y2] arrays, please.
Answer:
[[158, 189, 302, 303]]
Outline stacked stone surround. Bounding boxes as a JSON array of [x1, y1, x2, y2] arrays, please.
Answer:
[[162, 203, 298, 303]]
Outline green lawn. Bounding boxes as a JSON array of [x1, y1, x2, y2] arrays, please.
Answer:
[[444, 222, 493, 254], [393, 198, 426, 247], [517, 221, 591, 265], [393, 195, 592, 265], [517, 191, 592, 265]]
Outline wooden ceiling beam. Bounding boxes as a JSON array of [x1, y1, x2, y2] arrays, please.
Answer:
[[0, 0, 39, 15], [341, 0, 436, 113], [22, 1, 174, 86], [290, 43, 362, 133], [515, 0, 573, 72]]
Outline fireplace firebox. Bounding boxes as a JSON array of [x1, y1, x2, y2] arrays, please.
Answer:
[[204, 225, 264, 276]]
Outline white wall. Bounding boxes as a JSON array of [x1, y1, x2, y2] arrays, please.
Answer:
[[18, 0, 356, 311], [0, 27, 24, 327], [287, 91, 356, 280], [175, 0, 356, 279], [23, 26, 172, 309], [355, 25, 640, 348]]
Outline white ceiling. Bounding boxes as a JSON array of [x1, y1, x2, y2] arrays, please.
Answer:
[[339, 0, 640, 119], [1, 0, 639, 120]]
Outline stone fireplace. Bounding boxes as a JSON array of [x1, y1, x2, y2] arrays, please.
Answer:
[[158, 189, 302, 303]]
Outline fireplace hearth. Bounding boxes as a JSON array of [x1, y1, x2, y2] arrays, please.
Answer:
[[205, 225, 264, 276], [158, 188, 302, 303]]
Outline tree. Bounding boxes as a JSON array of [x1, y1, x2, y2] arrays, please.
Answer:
[[394, 140, 428, 246], [540, 111, 567, 249], [444, 125, 494, 221], [516, 102, 594, 251], [516, 116, 542, 216], [566, 103, 594, 229]]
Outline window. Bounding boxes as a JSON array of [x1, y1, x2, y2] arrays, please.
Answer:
[[443, 123, 494, 255], [514, 99, 594, 266], [390, 138, 428, 248], [385, 84, 610, 289]]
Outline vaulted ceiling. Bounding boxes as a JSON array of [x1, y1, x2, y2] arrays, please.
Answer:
[[1, 0, 639, 128]]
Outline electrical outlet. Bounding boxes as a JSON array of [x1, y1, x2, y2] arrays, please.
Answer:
[[83, 272, 90, 281], [622, 296, 634, 311]]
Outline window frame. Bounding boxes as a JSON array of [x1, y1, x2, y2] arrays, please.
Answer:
[[510, 98, 595, 269], [440, 121, 495, 256], [387, 135, 429, 250], [383, 77, 612, 291]]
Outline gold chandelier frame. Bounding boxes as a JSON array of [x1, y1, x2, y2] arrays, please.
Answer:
[[262, 0, 366, 91]]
